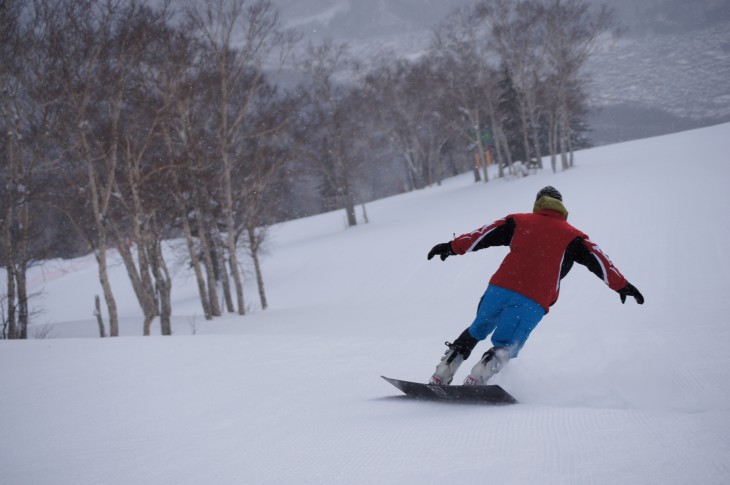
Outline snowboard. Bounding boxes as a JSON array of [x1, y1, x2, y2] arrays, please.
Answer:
[[381, 376, 518, 404]]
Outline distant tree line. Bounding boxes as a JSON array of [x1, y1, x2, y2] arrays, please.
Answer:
[[1, 0, 616, 338]]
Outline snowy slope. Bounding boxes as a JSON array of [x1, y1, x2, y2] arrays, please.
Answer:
[[2, 123, 730, 484]]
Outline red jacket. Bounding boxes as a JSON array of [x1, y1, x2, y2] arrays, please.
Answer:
[[451, 209, 627, 312]]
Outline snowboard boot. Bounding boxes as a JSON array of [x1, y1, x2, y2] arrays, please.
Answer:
[[463, 347, 510, 386], [429, 330, 478, 385]]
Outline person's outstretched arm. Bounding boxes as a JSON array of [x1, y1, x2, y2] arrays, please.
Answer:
[[428, 217, 515, 261], [566, 237, 644, 304]]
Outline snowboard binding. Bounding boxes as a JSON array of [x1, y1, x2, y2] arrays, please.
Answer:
[[429, 330, 479, 385], [463, 347, 511, 386]]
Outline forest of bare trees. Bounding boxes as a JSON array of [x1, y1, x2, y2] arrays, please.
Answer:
[[0, 0, 616, 338]]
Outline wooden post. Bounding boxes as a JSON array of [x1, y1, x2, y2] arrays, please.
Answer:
[[94, 295, 106, 338]]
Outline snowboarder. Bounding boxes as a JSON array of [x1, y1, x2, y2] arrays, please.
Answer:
[[427, 186, 644, 386]]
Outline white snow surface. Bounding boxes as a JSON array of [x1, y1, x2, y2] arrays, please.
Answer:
[[3, 123, 730, 484]]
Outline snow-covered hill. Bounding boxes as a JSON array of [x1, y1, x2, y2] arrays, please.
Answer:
[[2, 123, 729, 484], [272, 0, 730, 144]]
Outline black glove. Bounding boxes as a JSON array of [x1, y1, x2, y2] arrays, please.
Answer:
[[618, 281, 644, 304], [428, 242, 455, 261]]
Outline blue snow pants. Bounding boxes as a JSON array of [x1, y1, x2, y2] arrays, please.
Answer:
[[467, 285, 545, 358]]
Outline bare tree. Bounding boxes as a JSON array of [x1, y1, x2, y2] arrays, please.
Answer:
[[365, 57, 453, 189], [1, 0, 69, 338], [233, 87, 298, 310], [105, 3, 179, 336], [49, 0, 133, 336], [492, 0, 547, 169], [189, 0, 296, 315], [542, 0, 617, 170], [0, 0, 31, 339], [155, 42, 225, 320], [431, 2, 508, 181], [154, 19, 220, 321], [299, 39, 366, 225]]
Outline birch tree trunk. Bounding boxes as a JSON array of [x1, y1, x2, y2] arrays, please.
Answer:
[[94, 244, 119, 337], [149, 237, 172, 336], [216, 236, 236, 313], [3, 237, 17, 339], [15, 261, 28, 339], [114, 237, 157, 336], [246, 224, 268, 310], [549, 114, 558, 173], [560, 111, 570, 171], [194, 192, 222, 317], [82, 128, 120, 336], [179, 197, 212, 320], [222, 157, 246, 315]]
